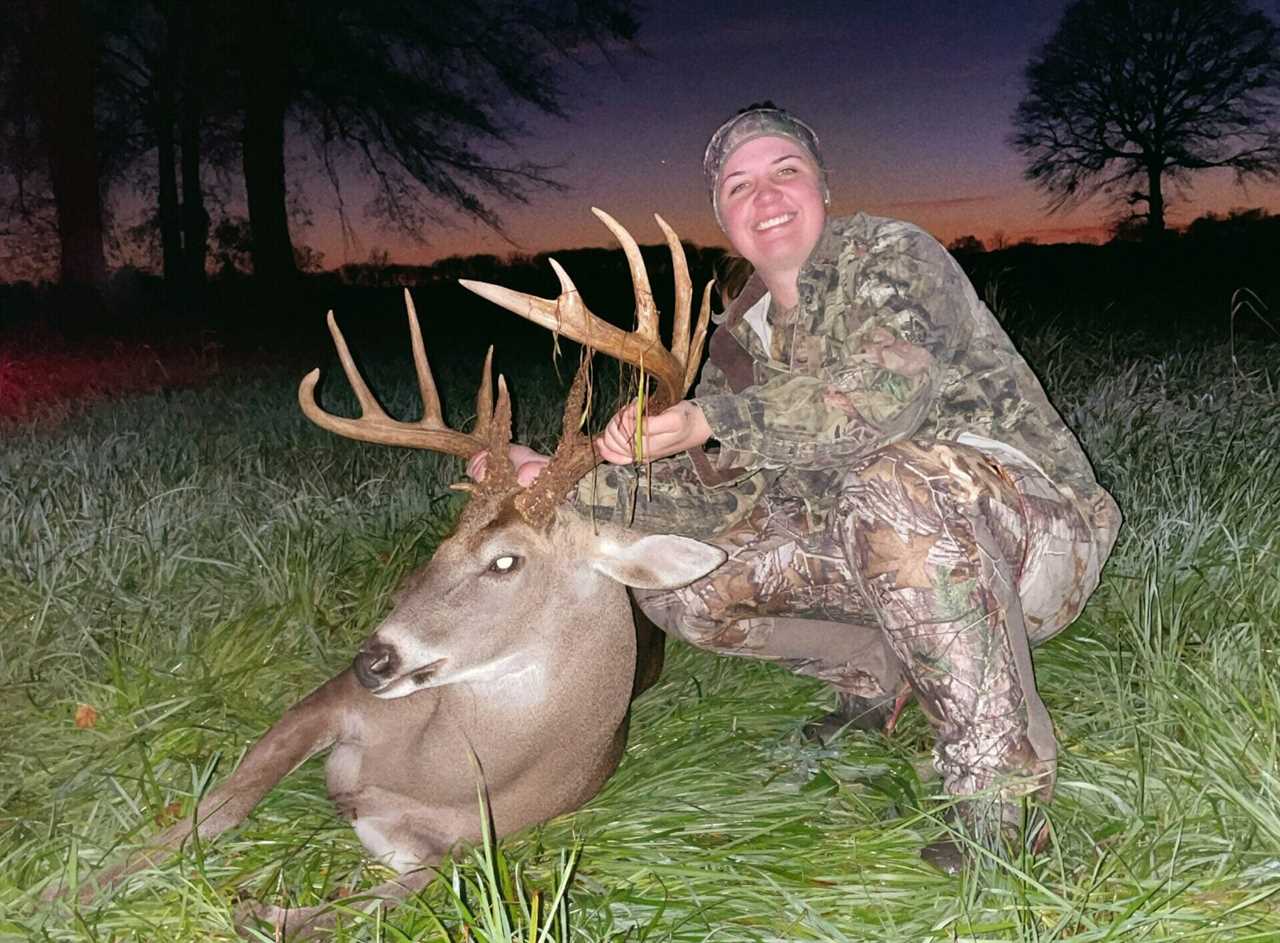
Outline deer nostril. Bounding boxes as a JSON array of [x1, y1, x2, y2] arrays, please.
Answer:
[[354, 642, 398, 690]]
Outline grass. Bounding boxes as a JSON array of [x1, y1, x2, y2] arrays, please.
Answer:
[[2, 327, 1279, 941]]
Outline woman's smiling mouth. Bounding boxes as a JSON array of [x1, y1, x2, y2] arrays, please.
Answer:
[[755, 212, 796, 232]]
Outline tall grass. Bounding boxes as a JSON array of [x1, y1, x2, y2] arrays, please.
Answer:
[[2, 331, 1278, 941]]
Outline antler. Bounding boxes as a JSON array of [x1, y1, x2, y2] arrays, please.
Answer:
[[460, 208, 712, 417], [460, 208, 713, 526], [299, 289, 520, 495], [300, 212, 712, 530]]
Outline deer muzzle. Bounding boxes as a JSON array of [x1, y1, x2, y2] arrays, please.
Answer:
[[354, 639, 447, 696], [353, 640, 400, 691]]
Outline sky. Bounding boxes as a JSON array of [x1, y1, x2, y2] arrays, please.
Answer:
[[248, 0, 1279, 266], [6, 0, 1278, 281]]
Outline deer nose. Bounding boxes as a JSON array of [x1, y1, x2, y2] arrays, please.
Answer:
[[354, 641, 399, 690]]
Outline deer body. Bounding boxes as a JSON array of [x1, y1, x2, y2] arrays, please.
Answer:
[[49, 211, 722, 937], [67, 504, 722, 936]]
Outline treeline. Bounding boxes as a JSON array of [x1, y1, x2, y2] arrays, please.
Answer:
[[0, 239, 733, 357], [951, 208, 1280, 339], [3, 209, 1277, 351]]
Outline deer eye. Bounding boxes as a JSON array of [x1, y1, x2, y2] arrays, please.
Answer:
[[488, 554, 520, 574]]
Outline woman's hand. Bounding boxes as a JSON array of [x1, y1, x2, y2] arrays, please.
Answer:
[[594, 400, 713, 465], [466, 444, 551, 487]]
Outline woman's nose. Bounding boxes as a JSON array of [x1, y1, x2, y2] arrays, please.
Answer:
[[753, 179, 781, 204]]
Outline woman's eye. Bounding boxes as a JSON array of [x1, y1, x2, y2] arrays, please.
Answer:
[[488, 555, 520, 574], [728, 181, 748, 196], [777, 166, 797, 177]]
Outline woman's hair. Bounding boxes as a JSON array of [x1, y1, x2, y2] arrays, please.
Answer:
[[714, 253, 755, 305]]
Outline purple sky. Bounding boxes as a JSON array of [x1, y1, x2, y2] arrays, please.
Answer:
[[296, 0, 1280, 266]]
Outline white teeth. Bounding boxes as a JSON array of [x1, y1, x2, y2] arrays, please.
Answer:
[[755, 213, 794, 231]]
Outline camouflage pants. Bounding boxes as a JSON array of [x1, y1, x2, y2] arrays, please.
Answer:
[[637, 437, 1119, 831]]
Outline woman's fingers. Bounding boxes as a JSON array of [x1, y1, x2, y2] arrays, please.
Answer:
[[467, 446, 551, 484], [515, 457, 551, 486], [595, 404, 637, 464], [593, 402, 712, 465], [466, 450, 490, 481]]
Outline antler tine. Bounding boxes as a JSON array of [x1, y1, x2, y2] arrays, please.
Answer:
[[481, 374, 517, 490], [686, 281, 713, 396], [403, 289, 443, 427], [324, 309, 388, 422], [406, 288, 494, 437], [459, 213, 694, 411], [458, 263, 671, 381], [591, 207, 659, 344], [513, 356, 596, 525], [298, 301, 488, 458], [654, 214, 692, 371]]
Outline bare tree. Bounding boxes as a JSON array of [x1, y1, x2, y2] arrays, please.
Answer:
[[95, 0, 233, 299], [1011, 0, 1280, 239], [229, 0, 639, 284], [1, 0, 108, 288]]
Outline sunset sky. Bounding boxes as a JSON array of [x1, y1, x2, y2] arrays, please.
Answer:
[[268, 0, 1280, 266]]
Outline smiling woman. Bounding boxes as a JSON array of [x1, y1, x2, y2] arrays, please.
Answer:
[[715, 137, 827, 309], [523, 103, 1124, 874], [705, 106, 830, 311]]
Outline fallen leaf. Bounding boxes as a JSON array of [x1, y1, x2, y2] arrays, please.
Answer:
[[74, 704, 98, 729], [154, 802, 183, 827]]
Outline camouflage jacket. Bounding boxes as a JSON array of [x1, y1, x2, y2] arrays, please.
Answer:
[[575, 213, 1114, 541]]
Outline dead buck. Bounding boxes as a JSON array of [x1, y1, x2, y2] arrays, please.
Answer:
[[45, 210, 724, 938]]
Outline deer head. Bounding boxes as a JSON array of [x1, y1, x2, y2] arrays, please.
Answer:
[[299, 209, 723, 701]]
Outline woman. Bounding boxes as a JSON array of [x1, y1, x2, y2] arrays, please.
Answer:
[[480, 105, 1121, 868]]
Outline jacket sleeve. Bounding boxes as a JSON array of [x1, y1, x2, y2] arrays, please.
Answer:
[[568, 452, 766, 540], [690, 223, 968, 470]]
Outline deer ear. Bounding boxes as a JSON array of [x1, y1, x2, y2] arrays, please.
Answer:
[[591, 534, 727, 590]]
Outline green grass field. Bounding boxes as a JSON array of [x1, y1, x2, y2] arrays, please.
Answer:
[[2, 328, 1278, 941]]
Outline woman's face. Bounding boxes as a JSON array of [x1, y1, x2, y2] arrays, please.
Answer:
[[717, 135, 826, 284]]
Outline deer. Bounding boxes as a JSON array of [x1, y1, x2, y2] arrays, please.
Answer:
[[42, 210, 727, 939]]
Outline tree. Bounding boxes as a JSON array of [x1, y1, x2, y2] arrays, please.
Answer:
[[96, 0, 236, 300], [946, 234, 986, 254], [1011, 0, 1280, 239], [1, 0, 108, 289], [229, 0, 639, 284], [1, 0, 639, 297]]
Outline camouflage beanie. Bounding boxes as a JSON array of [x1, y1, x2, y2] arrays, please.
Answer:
[[703, 106, 829, 225]]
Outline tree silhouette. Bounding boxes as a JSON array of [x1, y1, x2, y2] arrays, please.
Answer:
[[97, 0, 235, 299], [1011, 0, 1280, 239], [946, 234, 986, 255], [231, 0, 640, 286], [1, 0, 108, 289]]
